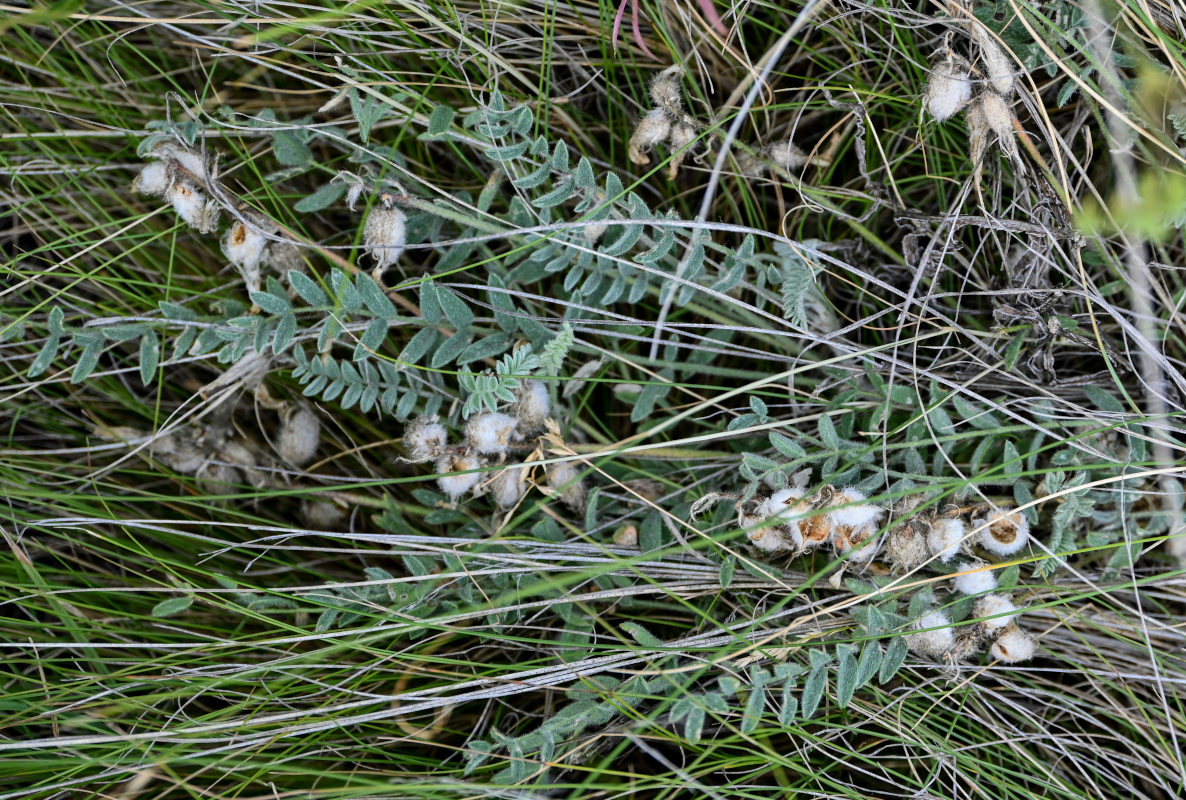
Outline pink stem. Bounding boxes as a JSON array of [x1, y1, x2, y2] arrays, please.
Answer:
[[631, 0, 659, 60], [698, 0, 729, 36]]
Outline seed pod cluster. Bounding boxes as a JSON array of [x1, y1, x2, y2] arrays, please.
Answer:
[[730, 483, 885, 561], [628, 67, 701, 179], [696, 480, 1042, 665], [403, 376, 587, 512], [133, 140, 305, 292], [905, 586, 1036, 666], [923, 20, 1020, 173], [100, 420, 272, 493]]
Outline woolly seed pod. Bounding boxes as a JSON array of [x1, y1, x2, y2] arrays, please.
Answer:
[[927, 517, 966, 563], [757, 487, 808, 551], [436, 453, 482, 504], [363, 197, 407, 271], [827, 488, 884, 563], [404, 415, 448, 463], [168, 181, 220, 234], [629, 109, 672, 166], [966, 99, 991, 166], [150, 432, 204, 474], [973, 506, 1030, 556], [734, 151, 765, 178], [649, 69, 683, 113], [466, 412, 519, 456], [223, 220, 269, 276], [221, 439, 268, 489], [666, 121, 698, 180], [885, 524, 929, 572], [907, 610, 956, 659], [971, 25, 1015, 96], [277, 406, 321, 466], [766, 140, 809, 171], [990, 625, 1035, 663], [759, 486, 805, 521], [490, 464, 529, 509], [157, 144, 207, 181], [197, 461, 241, 494], [926, 56, 973, 121], [978, 92, 1013, 140], [545, 460, 586, 511], [133, 161, 170, 197], [740, 493, 799, 554], [952, 562, 997, 595], [974, 594, 1020, 631], [512, 380, 550, 435], [303, 499, 347, 529]]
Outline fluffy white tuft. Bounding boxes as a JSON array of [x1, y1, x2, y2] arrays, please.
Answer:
[[990, 627, 1035, 663], [490, 465, 528, 509], [759, 487, 805, 520], [828, 489, 883, 529], [133, 161, 171, 196], [545, 460, 586, 511], [404, 415, 448, 462], [975, 594, 1020, 631], [952, 563, 997, 595], [974, 507, 1031, 555], [907, 611, 956, 659], [512, 379, 550, 434], [465, 412, 519, 456], [363, 202, 407, 270], [927, 517, 965, 563], [436, 453, 482, 503], [926, 58, 973, 121]]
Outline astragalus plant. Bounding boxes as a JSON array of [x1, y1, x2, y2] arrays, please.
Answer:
[[2, 1, 1186, 798]]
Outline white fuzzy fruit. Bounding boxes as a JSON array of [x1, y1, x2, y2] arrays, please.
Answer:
[[404, 415, 448, 463], [926, 58, 973, 121], [665, 121, 698, 179], [223, 220, 269, 272], [629, 109, 672, 166], [971, 25, 1015, 96], [465, 412, 519, 456], [990, 626, 1036, 662], [767, 139, 808, 170], [436, 453, 482, 504], [952, 562, 997, 595], [759, 487, 805, 520], [828, 488, 884, 563], [974, 594, 1020, 630], [649, 68, 683, 112], [927, 517, 966, 563], [490, 465, 528, 509], [907, 611, 956, 659], [512, 379, 550, 434], [545, 460, 586, 511], [363, 201, 407, 270], [133, 161, 170, 196], [978, 91, 1013, 140], [973, 506, 1030, 556], [277, 406, 321, 466], [168, 181, 219, 233]]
